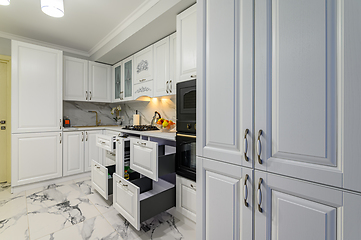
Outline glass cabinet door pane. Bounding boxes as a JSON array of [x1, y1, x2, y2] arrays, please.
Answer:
[[124, 60, 132, 98], [114, 65, 121, 99]]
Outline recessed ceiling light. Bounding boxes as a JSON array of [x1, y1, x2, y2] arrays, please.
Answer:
[[41, 0, 64, 18], [0, 0, 10, 6]]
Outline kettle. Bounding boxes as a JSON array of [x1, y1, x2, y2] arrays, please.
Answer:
[[151, 111, 162, 126]]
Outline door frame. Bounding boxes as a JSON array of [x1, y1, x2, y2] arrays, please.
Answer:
[[0, 54, 11, 183]]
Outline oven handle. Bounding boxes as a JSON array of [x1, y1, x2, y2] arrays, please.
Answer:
[[177, 133, 196, 139]]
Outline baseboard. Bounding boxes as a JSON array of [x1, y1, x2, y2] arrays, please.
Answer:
[[11, 172, 91, 194]]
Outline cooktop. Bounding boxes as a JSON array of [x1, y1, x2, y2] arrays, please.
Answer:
[[122, 125, 159, 131]]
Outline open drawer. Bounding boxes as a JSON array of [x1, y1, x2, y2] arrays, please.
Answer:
[[91, 160, 115, 200], [130, 138, 176, 181], [96, 134, 116, 152], [113, 173, 175, 230]]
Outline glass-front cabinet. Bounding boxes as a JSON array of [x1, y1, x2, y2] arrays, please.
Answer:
[[112, 61, 122, 102], [122, 55, 134, 101]]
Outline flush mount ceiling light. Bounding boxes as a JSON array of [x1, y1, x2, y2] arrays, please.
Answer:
[[41, 0, 64, 18], [0, 0, 10, 6]]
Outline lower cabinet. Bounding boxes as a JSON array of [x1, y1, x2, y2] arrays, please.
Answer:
[[176, 175, 196, 222], [12, 132, 62, 186], [197, 157, 253, 240], [63, 130, 102, 176]]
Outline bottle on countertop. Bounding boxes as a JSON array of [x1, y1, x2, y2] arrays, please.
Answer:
[[63, 116, 71, 127], [133, 110, 140, 126], [124, 170, 129, 180]]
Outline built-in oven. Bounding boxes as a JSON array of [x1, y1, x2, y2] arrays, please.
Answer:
[[176, 79, 196, 181], [176, 133, 196, 182]]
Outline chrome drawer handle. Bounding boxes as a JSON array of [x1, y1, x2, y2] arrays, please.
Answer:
[[137, 141, 146, 146], [257, 178, 263, 212], [244, 129, 249, 162], [190, 184, 196, 190], [244, 174, 249, 207], [257, 130, 263, 164]]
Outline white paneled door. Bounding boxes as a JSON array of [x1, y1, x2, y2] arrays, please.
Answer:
[[63, 131, 84, 176], [89, 61, 111, 102], [11, 40, 63, 133], [154, 37, 170, 97], [254, 0, 342, 187], [84, 130, 103, 172], [63, 56, 88, 101]]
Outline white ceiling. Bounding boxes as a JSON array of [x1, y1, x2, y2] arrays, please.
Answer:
[[0, 0, 148, 54]]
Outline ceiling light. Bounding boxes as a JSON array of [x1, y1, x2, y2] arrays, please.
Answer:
[[41, 0, 64, 18], [0, 0, 10, 6]]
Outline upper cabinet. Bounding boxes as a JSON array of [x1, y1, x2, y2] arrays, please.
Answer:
[[63, 56, 88, 101], [88, 61, 112, 102], [112, 61, 123, 102], [122, 55, 134, 101], [133, 45, 154, 84], [63, 57, 111, 102], [176, 4, 197, 83], [12, 40, 63, 133]]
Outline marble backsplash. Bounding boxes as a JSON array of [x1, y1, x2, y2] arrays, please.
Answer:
[[63, 97, 176, 127]]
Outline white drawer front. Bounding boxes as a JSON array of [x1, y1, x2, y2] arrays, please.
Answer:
[[176, 175, 196, 222], [113, 173, 140, 230], [130, 139, 158, 181], [91, 160, 109, 200], [96, 134, 115, 152]]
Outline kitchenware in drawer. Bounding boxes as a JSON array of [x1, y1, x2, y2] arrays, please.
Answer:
[[91, 160, 115, 200], [130, 139, 176, 181], [96, 134, 116, 152], [113, 173, 175, 230]]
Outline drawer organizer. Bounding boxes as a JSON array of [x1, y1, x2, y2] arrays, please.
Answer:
[[92, 133, 176, 230]]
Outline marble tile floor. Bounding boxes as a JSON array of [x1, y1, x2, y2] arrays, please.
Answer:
[[0, 179, 196, 240]]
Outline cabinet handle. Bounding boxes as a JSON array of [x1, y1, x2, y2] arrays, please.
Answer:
[[257, 130, 263, 164], [257, 178, 263, 213], [122, 184, 128, 187], [169, 80, 172, 93], [137, 141, 146, 146], [60, 133, 62, 144], [190, 75, 196, 78], [190, 184, 196, 190], [86, 91, 88, 100], [59, 119, 62, 129], [244, 174, 249, 207], [89, 91, 92, 100], [86, 132, 88, 141], [244, 129, 249, 162], [166, 81, 169, 93], [81, 132, 84, 141], [120, 91, 124, 100]]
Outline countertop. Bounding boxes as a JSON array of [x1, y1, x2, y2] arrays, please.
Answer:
[[63, 125, 176, 141]]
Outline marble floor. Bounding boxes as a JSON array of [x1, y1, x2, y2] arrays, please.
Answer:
[[0, 178, 196, 240]]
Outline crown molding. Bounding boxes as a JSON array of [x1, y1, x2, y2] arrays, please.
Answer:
[[88, 0, 160, 56], [0, 31, 90, 57]]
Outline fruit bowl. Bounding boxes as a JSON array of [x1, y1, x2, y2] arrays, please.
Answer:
[[156, 118, 176, 132]]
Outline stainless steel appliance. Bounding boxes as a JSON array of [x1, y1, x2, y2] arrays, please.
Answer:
[[176, 79, 196, 181]]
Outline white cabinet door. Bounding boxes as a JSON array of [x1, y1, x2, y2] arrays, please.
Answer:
[[63, 131, 84, 176], [176, 175, 196, 222], [344, 192, 361, 239], [197, 0, 253, 168], [176, 4, 197, 82], [133, 45, 154, 83], [84, 130, 103, 172], [11, 132, 62, 186], [197, 157, 253, 240], [254, 0, 342, 187], [112, 61, 122, 102], [63, 56, 88, 101], [254, 170, 342, 240], [130, 138, 158, 181], [11, 40, 63, 133], [122, 56, 134, 101], [154, 37, 170, 97], [88, 61, 111, 102], [91, 160, 109, 200], [169, 32, 176, 94]]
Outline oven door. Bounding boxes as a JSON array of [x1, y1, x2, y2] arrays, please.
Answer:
[[176, 133, 196, 182]]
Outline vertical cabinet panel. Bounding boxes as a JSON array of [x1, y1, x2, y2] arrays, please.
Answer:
[[254, 0, 342, 187], [89, 61, 111, 102], [63, 56, 88, 101], [177, 4, 197, 82], [84, 130, 103, 172], [197, 157, 253, 240], [12, 132, 62, 186], [199, 0, 253, 167], [63, 131, 84, 176], [112, 61, 122, 102], [169, 33, 177, 94], [11, 40, 62, 133], [254, 171, 342, 240], [122, 56, 134, 101], [154, 37, 170, 97]]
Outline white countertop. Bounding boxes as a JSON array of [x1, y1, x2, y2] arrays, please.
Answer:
[[63, 126, 176, 141]]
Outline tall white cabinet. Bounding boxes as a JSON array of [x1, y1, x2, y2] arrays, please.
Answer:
[[11, 41, 63, 187], [197, 0, 361, 239]]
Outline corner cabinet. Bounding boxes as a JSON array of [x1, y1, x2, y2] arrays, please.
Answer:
[[176, 4, 197, 83], [88, 61, 112, 102], [11, 40, 63, 133]]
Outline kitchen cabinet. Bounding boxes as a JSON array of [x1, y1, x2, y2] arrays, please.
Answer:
[[63, 130, 103, 176], [11, 132, 62, 186], [11, 40, 63, 134], [133, 45, 154, 84], [88, 61, 112, 102], [197, 0, 253, 168], [169, 33, 176, 94], [176, 4, 197, 83], [112, 61, 123, 102], [176, 175, 196, 222], [122, 56, 134, 101], [63, 56, 88, 101], [197, 157, 253, 240]]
